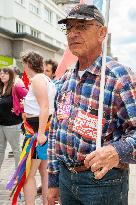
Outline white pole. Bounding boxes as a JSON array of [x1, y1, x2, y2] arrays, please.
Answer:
[[96, 0, 111, 148]]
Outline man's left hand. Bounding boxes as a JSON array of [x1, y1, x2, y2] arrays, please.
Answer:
[[84, 145, 120, 180]]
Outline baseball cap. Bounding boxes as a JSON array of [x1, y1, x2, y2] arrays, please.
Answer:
[[58, 4, 105, 26]]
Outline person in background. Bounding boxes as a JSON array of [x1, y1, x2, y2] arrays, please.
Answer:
[[8, 66, 25, 158], [47, 4, 136, 205], [44, 59, 59, 90], [23, 52, 56, 205], [0, 67, 27, 170], [13, 66, 25, 86], [7, 51, 56, 205]]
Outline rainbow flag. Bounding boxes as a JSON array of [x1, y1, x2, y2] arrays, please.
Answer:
[[6, 121, 37, 205]]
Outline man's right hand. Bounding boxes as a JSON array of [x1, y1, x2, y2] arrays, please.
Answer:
[[47, 187, 60, 205]]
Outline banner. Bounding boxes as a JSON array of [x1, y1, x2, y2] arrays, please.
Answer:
[[0, 55, 13, 69]]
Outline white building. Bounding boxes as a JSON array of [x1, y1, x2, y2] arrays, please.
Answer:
[[54, 0, 80, 11], [0, 0, 67, 69]]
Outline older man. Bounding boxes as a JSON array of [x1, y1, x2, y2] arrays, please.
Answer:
[[47, 4, 136, 205]]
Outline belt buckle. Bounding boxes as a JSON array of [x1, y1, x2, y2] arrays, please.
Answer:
[[68, 166, 77, 174]]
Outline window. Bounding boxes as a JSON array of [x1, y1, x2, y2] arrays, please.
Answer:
[[15, 0, 24, 5], [44, 7, 52, 23], [56, 15, 61, 29], [29, 0, 40, 15], [56, 15, 61, 22], [30, 28, 40, 38], [16, 22, 25, 33]]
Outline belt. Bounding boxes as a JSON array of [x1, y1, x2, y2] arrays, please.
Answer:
[[60, 161, 129, 174], [60, 161, 90, 173], [116, 162, 129, 170]]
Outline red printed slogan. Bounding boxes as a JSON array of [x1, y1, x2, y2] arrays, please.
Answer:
[[72, 110, 106, 140]]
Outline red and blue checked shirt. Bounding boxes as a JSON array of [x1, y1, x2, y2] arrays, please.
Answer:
[[48, 56, 136, 188]]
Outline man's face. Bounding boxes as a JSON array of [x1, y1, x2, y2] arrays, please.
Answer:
[[44, 64, 54, 79], [65, 19, 106, 57]]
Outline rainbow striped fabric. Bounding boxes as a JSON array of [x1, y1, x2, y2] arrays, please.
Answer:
[[6, 121, 37, 205]]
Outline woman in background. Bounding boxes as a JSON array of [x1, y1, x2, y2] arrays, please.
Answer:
[[7, 51, 56, 205], [23, 51, 56, 205], [0, 67, 27, 170]]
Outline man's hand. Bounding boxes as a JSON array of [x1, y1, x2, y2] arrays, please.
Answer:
[[47, 187, 60, 205], [84, 145, 119, 180]]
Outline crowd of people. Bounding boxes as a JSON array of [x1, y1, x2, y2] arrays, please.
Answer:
[[0, 3, 136, 205]]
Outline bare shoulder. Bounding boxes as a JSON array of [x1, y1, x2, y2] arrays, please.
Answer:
[[32, 74, 47, 85]]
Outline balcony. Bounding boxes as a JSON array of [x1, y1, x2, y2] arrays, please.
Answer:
[[54, 0, 79, 4]]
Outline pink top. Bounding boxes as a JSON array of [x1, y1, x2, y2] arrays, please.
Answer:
[[12, 83, 28, 116]]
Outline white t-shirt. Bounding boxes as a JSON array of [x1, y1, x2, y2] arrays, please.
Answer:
[[78, 70, 86, 78], [24, 74, 56, 116]]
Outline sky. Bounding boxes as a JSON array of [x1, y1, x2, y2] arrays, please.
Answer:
[[108, 0, 136, 70]]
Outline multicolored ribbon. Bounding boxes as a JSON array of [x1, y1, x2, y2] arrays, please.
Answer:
[[6, 121, 37, 205]]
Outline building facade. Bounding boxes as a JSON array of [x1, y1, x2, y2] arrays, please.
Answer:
[[0, 0, 67, 70], [54, 0, 80, 11]]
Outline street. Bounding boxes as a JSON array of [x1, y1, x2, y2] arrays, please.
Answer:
[[0, 142, 136, 205]]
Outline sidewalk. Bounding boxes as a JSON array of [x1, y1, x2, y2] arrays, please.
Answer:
[[0, 143, 136, 205]]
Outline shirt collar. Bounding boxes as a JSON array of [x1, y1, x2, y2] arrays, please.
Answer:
[[74, 55, 102, 76]]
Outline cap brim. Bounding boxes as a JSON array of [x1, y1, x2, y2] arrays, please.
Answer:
[[58, 16, 95, 24], [58, 18, 68, 24]]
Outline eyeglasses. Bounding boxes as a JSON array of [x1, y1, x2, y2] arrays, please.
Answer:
[[62, 23, 101, 35]]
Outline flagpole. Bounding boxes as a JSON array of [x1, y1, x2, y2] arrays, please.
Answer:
[[96, 0, 111, 148]]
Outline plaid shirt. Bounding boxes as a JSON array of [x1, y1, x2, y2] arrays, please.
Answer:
[[48, 56, 136, 188]]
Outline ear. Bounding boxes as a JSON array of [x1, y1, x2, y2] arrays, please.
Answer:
[[52, 73, 56, 78], [98, 26, 107, 42]]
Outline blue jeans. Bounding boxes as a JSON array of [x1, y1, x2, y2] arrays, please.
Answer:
[[59, 165, 129, 205]]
